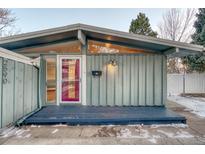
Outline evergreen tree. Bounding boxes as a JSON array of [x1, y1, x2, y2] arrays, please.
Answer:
[[192, 8, 205, 45], [182, 8, 205, 73], [129, 12, 157, 37]]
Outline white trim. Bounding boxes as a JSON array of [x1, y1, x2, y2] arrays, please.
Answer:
[[0, 47, 37, 65], [44, 55, 57, 105], [78, 30, 86, 45], [82, 55, 87, 105], [57, 55, 60, 105], [57, 55, 82, 105]]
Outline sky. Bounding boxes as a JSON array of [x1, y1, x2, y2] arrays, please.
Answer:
[[11, 8, 168, 33]]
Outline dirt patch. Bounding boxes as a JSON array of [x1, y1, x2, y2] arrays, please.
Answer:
[[181, 93, 205, 98], [92, 126, 121, 137]]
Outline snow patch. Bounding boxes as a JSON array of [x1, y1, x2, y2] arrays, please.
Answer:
[[0, 127, 30, 138], [150, 124, 188, 129], [51, 129, 59, 134], [30, 125, 41, 128], [175, 130, 194, 138], [168, 96, 205, 117], [25, 134, 32, 138], [52, 124, 68, 127], [157, 129, 194, 138], [148, 138, 157, 144], [157, 130, 174, 138], [117, 128, 159, 144]]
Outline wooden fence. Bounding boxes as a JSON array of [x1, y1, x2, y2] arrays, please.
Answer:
[[0, 48, 39, 128]]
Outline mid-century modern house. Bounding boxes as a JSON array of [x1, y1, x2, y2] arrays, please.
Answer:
[[0, 24, 204, 127]]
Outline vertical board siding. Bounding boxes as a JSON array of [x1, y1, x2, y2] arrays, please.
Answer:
[[87, 54, 165, 106], [33, 67, 38, 110], [91, 56, 99, 106], [99, 55, 107, 106], [0, 58, 2, 128], [0, 57, 39, 128], [39, 57, 46, 107], [146, 55, 154, 106], [154, 55, 163, 106], [14, 62, 24, 121], [86, 56, 92, 105], [162, 56, 167, 105], [115, 56, 123, 106], [138, 55, 146, 106], [123, 55, 131, 106], [107, 55, 115, 106], [24, 65, 33, 115], [2, 59, 15, 127]]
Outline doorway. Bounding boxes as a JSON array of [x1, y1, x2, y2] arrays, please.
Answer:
[[57, 56, 82, 104]]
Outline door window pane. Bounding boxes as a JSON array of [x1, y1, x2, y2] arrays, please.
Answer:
[[46, 57, 56, 103], [61, 59, 80, 102]]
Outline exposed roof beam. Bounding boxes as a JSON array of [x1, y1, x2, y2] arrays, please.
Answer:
[[163, 47, 179, 55], [78, 30, 86, 45]]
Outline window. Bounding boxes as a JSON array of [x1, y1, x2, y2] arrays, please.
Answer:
[[88, 40, 150, 54], [17, 40, 81, 55], [45, 57, 56, 103]]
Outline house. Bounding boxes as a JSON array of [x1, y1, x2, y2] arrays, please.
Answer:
[[0, 23, 204, 127]]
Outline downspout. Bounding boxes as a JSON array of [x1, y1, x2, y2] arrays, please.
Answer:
[[38, 56, 43, 108]]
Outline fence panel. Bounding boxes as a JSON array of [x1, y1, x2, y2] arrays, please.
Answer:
[[185, 73, 205, 93], [167, 73, 205, 95], [0, 57, 39, 128]]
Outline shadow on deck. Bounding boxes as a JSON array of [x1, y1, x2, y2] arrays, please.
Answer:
[[23, 106, 186, 125]]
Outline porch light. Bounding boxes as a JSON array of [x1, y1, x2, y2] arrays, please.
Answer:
[[109, 59, 117, 66]]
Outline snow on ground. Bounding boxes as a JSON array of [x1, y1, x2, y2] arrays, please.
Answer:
[[150, 124, 188, 128], [0, 127, 31, 138], [168, 95, 205, 117], [157, 130, 194, 138], [30, 125, 41, 128], [52, 124, 68, 127], [116, 126, 194, 144], [51, 129, 59, 134]]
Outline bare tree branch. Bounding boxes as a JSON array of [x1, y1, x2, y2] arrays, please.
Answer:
[[0, 8, 17, 36], [157, 8, 196, 43], [157, 9, 197, 74]]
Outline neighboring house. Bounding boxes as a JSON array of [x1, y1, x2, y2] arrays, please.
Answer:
[[0, 23, 204, 127]]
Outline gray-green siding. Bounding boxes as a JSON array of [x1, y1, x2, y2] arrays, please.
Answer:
[[86, 54, 166, 106], [0, 57, 39, 128]]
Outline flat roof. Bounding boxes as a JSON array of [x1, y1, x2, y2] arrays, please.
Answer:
[[0, 23, 204, 56]]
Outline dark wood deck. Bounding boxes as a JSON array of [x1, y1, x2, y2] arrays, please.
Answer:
[[23, 106, 186, 125]]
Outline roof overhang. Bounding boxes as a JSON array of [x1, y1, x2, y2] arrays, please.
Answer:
[[0, 23, 204, 56]]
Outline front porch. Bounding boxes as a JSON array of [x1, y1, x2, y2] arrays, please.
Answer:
[[23, 105, 186, 125]]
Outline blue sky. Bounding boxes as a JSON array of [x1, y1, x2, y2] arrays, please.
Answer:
[[11, 8, 168, 33]]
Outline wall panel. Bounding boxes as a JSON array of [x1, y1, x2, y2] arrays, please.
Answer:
[[87, 54, 165, 106]]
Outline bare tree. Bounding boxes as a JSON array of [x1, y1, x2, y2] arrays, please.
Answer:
[[0, 8, 17, 37], [158, 8, 196, 43], [157, 9, 196, 74]]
